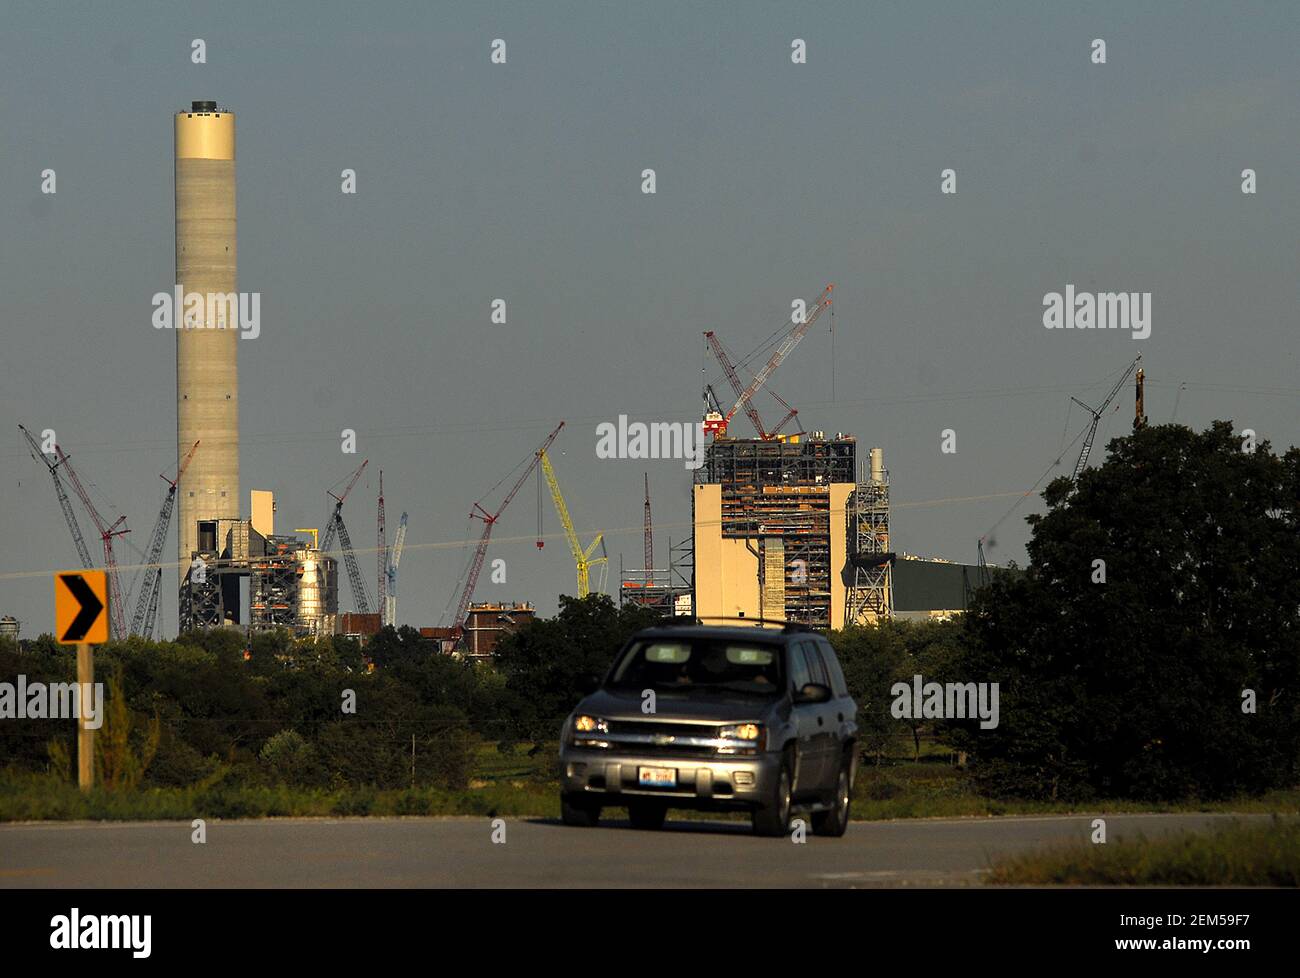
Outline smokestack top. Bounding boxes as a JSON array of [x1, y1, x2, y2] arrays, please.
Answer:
[[191, 100, 218, 112]]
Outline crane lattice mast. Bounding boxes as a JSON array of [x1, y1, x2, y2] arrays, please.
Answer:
[[384, 512, 407, 627], [1070, 354, 1143, 485], [705, 283, 832, 438], [451, 423, 564, 639], [319, 459, 372, 614], [130, 439, 200, 638], [539, 449, 606, 598], [18, 424, 94, 571]]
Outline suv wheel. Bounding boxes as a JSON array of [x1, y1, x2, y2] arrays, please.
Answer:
[[811, 758, 851, 837], [752, 754, 793, 837], [627, 800, 668, 830], [560, 792, 601, 827]]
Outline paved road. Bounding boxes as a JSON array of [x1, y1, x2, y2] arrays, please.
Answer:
[[0, 813, 1269, 888]]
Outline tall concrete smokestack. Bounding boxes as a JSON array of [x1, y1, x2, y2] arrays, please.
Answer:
[[174, 100, 239, 564]]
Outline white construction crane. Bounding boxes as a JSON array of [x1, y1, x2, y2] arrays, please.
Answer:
[[383, 512, 407, 627]]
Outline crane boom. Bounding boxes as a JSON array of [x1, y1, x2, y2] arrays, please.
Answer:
[[451, 422, 564, 636], [644, 473, 653, 586], [540, 449, 606, 598], [334, 512, 371, 614], [723, 284, 832, 430], [704, 331, 769, 438], [1070, 354, 1142, 484], [317, 459, 371, 612], [384, 512, 407, 627], [130, 440, 200, 637], [376, 470, 387, 620], [319, 459, 369, 554], [48, 442, 129, 640], [19, 424, 94, 570]]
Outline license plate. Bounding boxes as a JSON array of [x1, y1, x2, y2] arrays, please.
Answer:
[[638, 766, 677, 787]]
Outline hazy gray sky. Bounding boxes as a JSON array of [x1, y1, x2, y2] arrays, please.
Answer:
[[2, 0, 1297, 636]]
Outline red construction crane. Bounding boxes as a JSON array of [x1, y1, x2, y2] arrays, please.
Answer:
[[450, 422, 564, 639], [319, 459, 372, 614], [18, 424, 93, 571], [704, 283, 832, 438], [643, 472, 654, 586], [376, 470, 387, 619], [131, 439, 200, 638], [47, 440, 130, 640]]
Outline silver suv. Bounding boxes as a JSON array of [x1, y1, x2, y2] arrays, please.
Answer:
[[558, 622, 858, 836]]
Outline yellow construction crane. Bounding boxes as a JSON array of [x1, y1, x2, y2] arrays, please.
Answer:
[[539, 450, 607, 598]]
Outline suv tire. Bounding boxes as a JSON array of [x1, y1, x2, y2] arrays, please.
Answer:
[[561, 792, 601, 827], [627, 800, 668, 830], [751, 753, 794, 837], [811, 757, 851, 837]]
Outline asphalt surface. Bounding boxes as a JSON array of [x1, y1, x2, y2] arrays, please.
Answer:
[[0, 811, 1272, 888]]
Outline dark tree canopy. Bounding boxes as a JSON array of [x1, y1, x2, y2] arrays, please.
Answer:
[[957, 421, 1300, 800]]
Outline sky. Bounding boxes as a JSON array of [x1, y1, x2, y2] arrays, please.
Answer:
[[2, 0, 1297, 637]]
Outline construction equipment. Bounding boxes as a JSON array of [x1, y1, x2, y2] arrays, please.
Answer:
[[1134, 365, 1148, 431], [450, 422, 564, 639], [376, 470, 387, 617], [644, 473, 653, 587], [1070, 354, 1142, 484], [539, 449, 607, 598], [18, 424, 94, 571], [319, 460, 372, 614], [703, 336, 803, 440], [20, 429, 130, 640], [384, 512, 407, 627], [130, 439, 200, 638], [703, 283, 833, 438]]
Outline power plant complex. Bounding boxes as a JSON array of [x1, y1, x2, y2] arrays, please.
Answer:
[[14, 99, 993, 649]]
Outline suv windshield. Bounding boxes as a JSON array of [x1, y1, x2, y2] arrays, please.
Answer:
[[608, 637, 784, 697]]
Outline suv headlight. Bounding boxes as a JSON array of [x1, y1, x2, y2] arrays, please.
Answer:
[[573, 715, 608, 734], [719, 723, 763, 741]]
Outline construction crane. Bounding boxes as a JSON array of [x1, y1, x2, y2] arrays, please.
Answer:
[[450, 422, 564, 639], [1070, 354, 1143, 484], [1133, 365, 1148, 431], [319, 459, 372, 614], [18, 424, 93, 571], [130, 439, 200, 638], [384, 512, 407, 627], [22, 432, 130, 640], [376, 470, 387, 617], [704, 283, 833, 438], [703, 336, 803, 440], [643, 473, 653, 586], [539, 449, 606, 598]]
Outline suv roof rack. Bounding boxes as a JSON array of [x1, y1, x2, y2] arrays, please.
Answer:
[[652, 615, 819, 634]]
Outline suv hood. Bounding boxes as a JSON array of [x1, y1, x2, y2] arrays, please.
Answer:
[[577, 686, 775, 723]]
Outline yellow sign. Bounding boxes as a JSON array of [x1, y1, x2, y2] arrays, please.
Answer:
[[54, 570, 108, 645]]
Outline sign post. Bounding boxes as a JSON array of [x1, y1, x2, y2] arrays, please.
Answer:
[[54, 570, 109, 793]]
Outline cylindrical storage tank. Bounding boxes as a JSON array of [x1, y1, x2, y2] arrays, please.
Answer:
[[870, 447, 884, 484], [295, 550, 339, 636], [175, 101, 239, 565], [0, 616, 19, 641]]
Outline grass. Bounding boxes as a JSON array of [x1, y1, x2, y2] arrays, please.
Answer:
[[2, 744, 1297, 823], [986, 816, 1300, 886]]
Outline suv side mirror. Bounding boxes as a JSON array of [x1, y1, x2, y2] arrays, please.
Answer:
[[794, 682, 831, 705], [577, 673, 602, 695]]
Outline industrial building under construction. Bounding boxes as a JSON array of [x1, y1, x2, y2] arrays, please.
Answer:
[[691, 434, 892, 630]]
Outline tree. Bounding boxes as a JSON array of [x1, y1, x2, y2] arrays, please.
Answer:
[[492, 594, 661, 743], [957, 421, 1300, 800]]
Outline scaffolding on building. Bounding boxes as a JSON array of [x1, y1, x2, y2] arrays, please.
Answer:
[[179, 523, 338, 637], [694, 436, 860, 629], [845, 453, 893, 626], [619, 537, 694, 617]]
